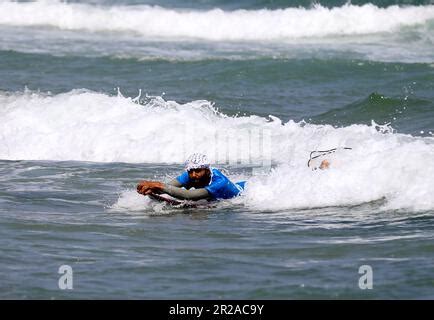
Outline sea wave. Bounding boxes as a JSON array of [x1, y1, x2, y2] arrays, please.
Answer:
[[2, 89, 434, 211], [0, 1, 433, 40]]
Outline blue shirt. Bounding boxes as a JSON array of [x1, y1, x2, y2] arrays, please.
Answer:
[[176, 168, 246, 200]]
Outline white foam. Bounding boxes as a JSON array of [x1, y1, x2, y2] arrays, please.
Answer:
[[1, 89, 434, 211], [0, 89, 286, 163], [109, 189, 173, 214], [243, 139, 434, 212], [0, 1, 433, 40]]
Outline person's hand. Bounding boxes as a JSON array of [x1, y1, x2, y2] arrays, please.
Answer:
[[149, 182, 164, 194], [137, 181, 164, 195], [137, 180, 152, 194], [319, 159, 330, 170]]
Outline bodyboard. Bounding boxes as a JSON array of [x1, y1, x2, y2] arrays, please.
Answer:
[[147, 193, 212, 209]]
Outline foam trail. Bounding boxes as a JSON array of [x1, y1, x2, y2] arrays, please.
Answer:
[[110, 189, 151, 212], [0, 1, 433, 40], [109, 189, 169, 214]]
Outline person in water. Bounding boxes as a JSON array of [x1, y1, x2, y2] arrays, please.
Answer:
[[136, 153, 246, 201], [319, 159, 330, 170]]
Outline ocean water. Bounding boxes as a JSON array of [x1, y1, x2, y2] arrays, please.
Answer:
[[1, 0, 434, 299]]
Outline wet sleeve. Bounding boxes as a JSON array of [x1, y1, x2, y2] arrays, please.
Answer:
[[162, 184, 210, 201], [167, 179, 182, 187]]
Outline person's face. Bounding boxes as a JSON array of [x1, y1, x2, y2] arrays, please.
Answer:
[[188, 168, 209, 184]]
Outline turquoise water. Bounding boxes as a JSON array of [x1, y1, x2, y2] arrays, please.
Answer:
[[1, 0, 434, 299]]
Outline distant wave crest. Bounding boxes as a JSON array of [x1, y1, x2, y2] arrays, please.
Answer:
[[0, 1, 433, 40]]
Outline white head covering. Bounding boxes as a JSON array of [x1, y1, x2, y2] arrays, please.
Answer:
[[184, 153, 210, 171]]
